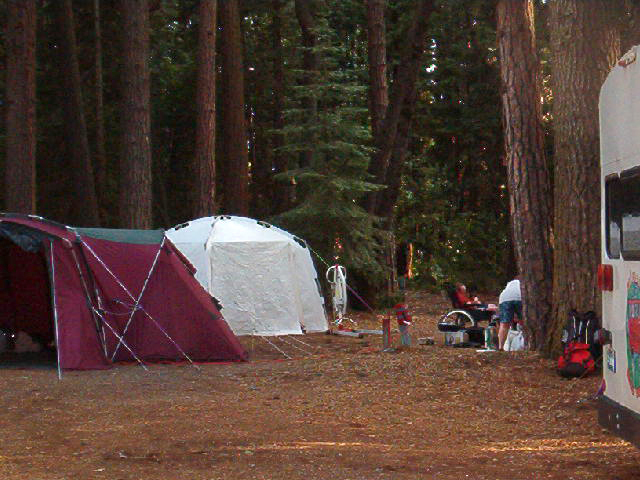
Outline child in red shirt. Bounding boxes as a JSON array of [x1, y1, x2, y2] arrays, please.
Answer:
[[394, 301, 412, 346]]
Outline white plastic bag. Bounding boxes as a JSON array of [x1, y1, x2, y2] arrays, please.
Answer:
[[504, 328, 525, 351]]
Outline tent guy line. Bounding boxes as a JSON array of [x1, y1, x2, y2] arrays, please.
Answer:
[[67, 239, 148, 372], [110, 237, 165, 361], [78, 237, 200, 370], [0, 214, 248, 376]]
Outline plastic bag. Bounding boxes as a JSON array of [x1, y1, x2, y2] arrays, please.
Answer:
[[504, 328, 525, 351]]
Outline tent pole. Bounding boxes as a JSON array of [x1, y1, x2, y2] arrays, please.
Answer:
[[98, 315, 148, 371], [80, 238, 200, 370], [70, 244, 148, 370], [110, 238, 165, 360], [49, 240, 62, 380], [75, 239, 109, 357], [70, 247, 105, 347]]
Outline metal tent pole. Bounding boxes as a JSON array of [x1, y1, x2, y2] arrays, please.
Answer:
[[49, 241, 62, 380], [80, 238, 199, 369], [69, 246, 148, 371], [110, 238, 164, 360]]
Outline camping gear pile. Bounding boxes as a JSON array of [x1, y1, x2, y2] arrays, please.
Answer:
[[557, 310, 601, 378]]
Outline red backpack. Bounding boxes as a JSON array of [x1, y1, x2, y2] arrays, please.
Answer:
[[557, 342, 596, 378], [557, 310, 599, 378]]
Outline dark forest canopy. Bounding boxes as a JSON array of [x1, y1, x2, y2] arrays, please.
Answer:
[[1, 0, 636, 352], [0, 0, 513, 288]]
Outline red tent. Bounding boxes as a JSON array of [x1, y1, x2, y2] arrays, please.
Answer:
[[0, 214, 248, 373]]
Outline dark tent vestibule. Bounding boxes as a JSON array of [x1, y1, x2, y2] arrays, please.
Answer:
[[0, 214, 248, 376]]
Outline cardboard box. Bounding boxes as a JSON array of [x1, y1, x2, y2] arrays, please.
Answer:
[[441, 330, 468, 346]]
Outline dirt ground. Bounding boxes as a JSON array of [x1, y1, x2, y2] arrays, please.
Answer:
[[1, 291, 640, 480]]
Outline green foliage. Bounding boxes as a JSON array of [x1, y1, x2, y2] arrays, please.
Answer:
[[0, 0, 516, 295], [395, 0, 510, 292], [272, 0, 386, 285], [149, 0, 198, 227]]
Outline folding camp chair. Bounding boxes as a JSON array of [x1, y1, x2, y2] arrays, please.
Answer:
[[438, 283, 494, 329]]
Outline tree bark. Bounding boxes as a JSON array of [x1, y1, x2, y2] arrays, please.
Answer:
[[194, 0, 217, 217], [120, 0, 153, 228], [55, 0, 100, 226], [94, 0, 108, 213], [366, 0, 389, 140], [375, 84, 417, 222], [271, 0, 290, 214], [364, 0, 434, 214], [547, 0, 619, 356], [497, 0, 553, 350], [294, 0, 319, 169], [220, 0, 249, 216], [621, 1, 640, 53], [5, 0, 37, 214]]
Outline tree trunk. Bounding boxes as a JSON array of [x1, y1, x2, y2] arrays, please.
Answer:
[[547, 0, 620, 356], [120, 0, 153, 228], [497, 0, 553, 350], [621, 1, 640, 53], [194, 0, 217, 217], [219, 0, 249, 216], [94, 0, 108, 214], [366, 0, 389, 140], [5, 0, 37, 214], [375, 83, 417, 222], [364, 0, 434, 214], [294, 0, 319, 169], [55, 0, 100, 226], [271, 0, 290, 214]]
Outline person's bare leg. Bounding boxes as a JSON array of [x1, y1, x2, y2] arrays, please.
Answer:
[[498, 322, 509, 350]]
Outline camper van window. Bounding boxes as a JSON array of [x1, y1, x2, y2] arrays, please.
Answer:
[[620, 175, 640, 259], [606, 177, 622, 259]]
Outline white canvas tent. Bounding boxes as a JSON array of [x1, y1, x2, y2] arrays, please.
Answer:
[[166, 216, 328, 336]]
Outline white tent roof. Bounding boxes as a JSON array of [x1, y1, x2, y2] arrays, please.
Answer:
[[167, 216, 328, 336]]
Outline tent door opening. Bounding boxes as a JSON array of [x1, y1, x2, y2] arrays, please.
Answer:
[[0, 238, 57, 368]]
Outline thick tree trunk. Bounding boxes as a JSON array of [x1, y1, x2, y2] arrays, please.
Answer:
[[94, 0, 108, 213], [366, 0, 389, 140], [621, 1, 640, 53], [120, 0, 153, 228], [364, 0, 434, 214], [5, 0, 37, 214], [56, 0, 100, 226], [375, 84, 417, 222], [271, 0, 290, 214], [194, 0, 217, 217], [294, 0, 319, 169], [497, 0, 553, 350], [547, 1, 619, 356], [220, 0, 249, 216]]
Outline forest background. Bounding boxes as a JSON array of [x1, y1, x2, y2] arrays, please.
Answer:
[[2, 0, 636, 353]]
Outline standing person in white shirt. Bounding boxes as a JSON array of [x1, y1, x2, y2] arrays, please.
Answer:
[[498, 278, 522, 350]]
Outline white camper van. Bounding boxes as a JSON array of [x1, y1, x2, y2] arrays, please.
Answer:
[[599, 45, 640, 445]]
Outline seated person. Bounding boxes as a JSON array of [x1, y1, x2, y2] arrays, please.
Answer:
[[454, 283, 497, 312]]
